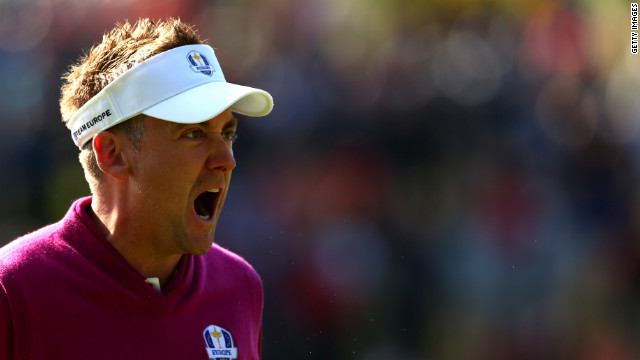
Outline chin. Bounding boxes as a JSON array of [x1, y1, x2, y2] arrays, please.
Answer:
[[178, 233, 215, 256], [189, 239, 215, 256], [189, 248, 211, 256]]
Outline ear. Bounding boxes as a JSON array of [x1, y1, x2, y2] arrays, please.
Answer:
[[93, 131, 131, 181]]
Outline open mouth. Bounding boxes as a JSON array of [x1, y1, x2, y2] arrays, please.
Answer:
[[194, 188, 220, 221]]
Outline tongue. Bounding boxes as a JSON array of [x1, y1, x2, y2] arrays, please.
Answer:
[[194, 193, 211, 219]]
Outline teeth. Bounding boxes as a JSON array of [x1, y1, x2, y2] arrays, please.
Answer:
[[207, 188, 220, 193], [198, 214, 211, 220]]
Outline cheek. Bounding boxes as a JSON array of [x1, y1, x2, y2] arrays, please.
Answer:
[[135, 156, 193, 199], [216, 173, 232, 204]]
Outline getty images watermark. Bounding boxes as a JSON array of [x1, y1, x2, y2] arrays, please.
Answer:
[[632, 3, 639, 54]]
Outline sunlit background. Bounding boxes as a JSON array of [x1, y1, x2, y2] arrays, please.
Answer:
[[1, 0, 639, 358]]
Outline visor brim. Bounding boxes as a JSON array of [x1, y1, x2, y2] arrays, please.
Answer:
[[142, 81, 273, 123]]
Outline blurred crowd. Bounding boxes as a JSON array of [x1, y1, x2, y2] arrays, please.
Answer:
[[1, 0, 639, 358]]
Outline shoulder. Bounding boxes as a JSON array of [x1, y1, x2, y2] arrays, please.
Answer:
[[199, 243, 263, 317], [0, 222, 66, 272], [0, 221, 77, 297], [0, 197, 91, 277], [199, 243, 263, 304], [203, 243, 262, 284]]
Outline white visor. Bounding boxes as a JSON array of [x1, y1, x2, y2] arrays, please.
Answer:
[[67, 44, 273, 148]]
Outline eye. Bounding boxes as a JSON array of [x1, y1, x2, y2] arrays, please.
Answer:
[[222, 130, 238, 142], [184, 129, 204, 139]]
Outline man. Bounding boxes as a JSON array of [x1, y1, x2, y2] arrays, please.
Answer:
[[0, 18, 273, 359]]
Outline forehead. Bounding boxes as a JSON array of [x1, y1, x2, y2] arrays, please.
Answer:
[[142, 109, 237, 133], [165, 115, 238, 133]]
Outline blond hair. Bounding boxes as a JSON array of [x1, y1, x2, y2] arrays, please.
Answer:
[[60, 18, 204, 192]]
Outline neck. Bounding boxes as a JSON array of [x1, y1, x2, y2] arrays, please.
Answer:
[[89, 193, 181, 288]]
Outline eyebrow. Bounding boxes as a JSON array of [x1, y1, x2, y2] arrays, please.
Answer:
[[223, 117, 239, 130]]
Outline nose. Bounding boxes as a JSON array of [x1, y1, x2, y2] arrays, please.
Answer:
[[205, 135, 237, 172]]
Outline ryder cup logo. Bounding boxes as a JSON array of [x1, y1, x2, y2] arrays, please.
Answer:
[[203, 325, 238, 360], [187, 51, 214, 76]]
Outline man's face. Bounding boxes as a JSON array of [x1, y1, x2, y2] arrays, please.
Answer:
[[126, 109, 238, 256]]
